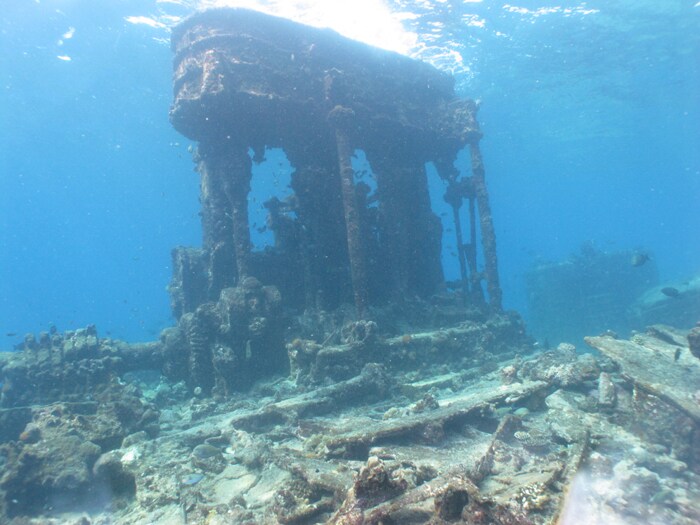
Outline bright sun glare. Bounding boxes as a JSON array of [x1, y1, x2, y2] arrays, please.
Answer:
[[147, 0, 418, 54]]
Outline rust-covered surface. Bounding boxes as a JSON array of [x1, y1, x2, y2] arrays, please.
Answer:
[[168, 8, 501, 321], [169, 8, 480, 151]]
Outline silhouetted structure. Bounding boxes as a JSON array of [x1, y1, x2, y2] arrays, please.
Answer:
[[168, 8, 502, 320]]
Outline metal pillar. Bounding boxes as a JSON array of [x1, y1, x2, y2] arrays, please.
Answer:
[[328, 106, 369, 317], [470, 143, 502, 310], [200, 144, 252, 283]]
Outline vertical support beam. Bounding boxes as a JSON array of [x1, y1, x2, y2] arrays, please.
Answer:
[[328, 106, 369, 317], [286, 143, 350, 311], [196, 147, 232, 253], [408, 163, 445, 297], [367, 152, 409, 300], [221, 147, 253, 281], [199, 143, 252, 283], [470, 143, 502, 310], [466, 194, 483, 302]]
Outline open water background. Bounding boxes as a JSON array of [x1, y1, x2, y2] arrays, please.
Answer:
[[1, 0, 698, 344]]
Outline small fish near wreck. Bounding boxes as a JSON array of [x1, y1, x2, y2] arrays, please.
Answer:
[[631, 251, 651, 267], [661, 286, 680, 298], [0, 7, 698, 525], [180, 473, 204, 486]]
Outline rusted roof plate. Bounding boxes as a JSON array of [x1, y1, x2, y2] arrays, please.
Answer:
[[170, 8, 480, 151]]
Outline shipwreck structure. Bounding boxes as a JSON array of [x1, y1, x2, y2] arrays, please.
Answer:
[[0, 8, 515, 408], [168, 8, 502, 321], [1, 9, 699, 524]]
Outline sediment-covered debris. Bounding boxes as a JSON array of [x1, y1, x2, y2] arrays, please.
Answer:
[[586, 324, 700, 424], [0, 378, 157, 519], [162, 276, 287, 396], [0, 325, 163, 408], [1, 321, 697, 524]]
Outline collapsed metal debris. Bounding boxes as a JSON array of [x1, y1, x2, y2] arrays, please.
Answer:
[[1, 324, 697, 523], [586, 325, 700, 423]]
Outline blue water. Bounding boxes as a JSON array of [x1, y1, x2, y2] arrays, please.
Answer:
[[1, 0, 698, 345]]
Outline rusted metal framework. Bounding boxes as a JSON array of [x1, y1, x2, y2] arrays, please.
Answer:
[[168, 8, 501, 318]]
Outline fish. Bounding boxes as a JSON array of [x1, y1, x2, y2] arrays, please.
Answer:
[[661, 287, 680, 298], [5, 332, 17, 337], [631, 252, 650, 267], [181, 473, 204, 485]]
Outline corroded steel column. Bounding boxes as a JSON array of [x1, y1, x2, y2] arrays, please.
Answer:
[[328, 105, 369, 317], [221, 147, 253, 281], [467, 191, 481, 302], [199, 143, 252, 282], [470, 143, 502, 310], [367, 151, 411, 299]]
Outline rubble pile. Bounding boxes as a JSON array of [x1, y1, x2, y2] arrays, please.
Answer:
[[0, 323, 697, 524]]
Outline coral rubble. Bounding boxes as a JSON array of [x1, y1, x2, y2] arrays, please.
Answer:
[[1, 323, 698, 524]]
